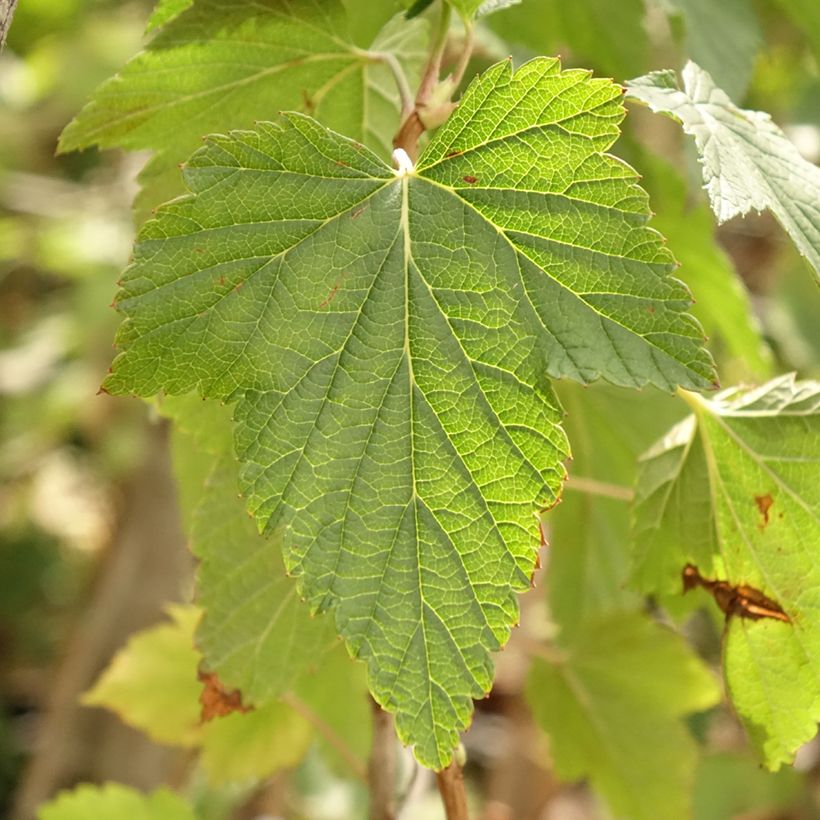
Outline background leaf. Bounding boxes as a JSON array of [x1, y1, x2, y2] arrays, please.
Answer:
[[527, 612, 720, 820], [661, 0, 761, 100], [627, 62, 820, 281], [59, 0, 427, 210], [38, 784, 196, 820], [82, 605, 202, 748], [632, 375, 820, 768]]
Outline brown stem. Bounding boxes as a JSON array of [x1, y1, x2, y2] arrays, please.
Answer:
[[436, 761, 470, 820], [0, 0, 19, 50], [368, 699, 396, 820]]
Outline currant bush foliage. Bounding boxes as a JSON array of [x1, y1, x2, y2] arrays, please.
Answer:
[[51, 0, 820, 812]]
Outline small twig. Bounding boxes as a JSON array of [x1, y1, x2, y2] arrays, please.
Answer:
[[0, 0, 19, 50], [415, 1, 452, 106], [449, 21, 475, 91], [368, 699, 397, 820], [435, 761, 470, 820], [354, 48, 415, 119], [563, 475, 635, 502], [281, 692, 367, 782]]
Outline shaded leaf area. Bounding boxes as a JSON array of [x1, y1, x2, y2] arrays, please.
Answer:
[[38, 783, 196, 820], [661, 0, 761, 100], [164, 395, 338, 704], [546, 383, 685, 641], [771, 0, 820, 62], [81, 601, 366, 785], [527, 613, 719, 820], [627, 62, 820, 281], [59, 0, 427, 210], [488, 0, 648, 80], [632, 374, 820, 768], [637, 153, 772, 380], [693, 752, 804, 820], [105, 57, 714, 767]]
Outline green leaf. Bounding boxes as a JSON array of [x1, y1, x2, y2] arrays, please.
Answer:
[[638, 154, 772, 379], [59, 1, 427, 208], [200, 702, 313, 785], [106, 57, 714, 768], [164, 395, 337, 705], [489, 0, 648, 80], [632, 374, 820, 768], [662, 0, 761, 100], [82, 605, 202, 747], [627, 62, 820, 282], [527, 613, 720, 820], [546, 383, 684, 639], [693, 753, 803, 820], [38, 784, 196, 820], [145, 0, 192, 32], [474, 0, 522, 19]]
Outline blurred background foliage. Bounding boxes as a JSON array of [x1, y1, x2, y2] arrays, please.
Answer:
[[0, 0, 817, 818]]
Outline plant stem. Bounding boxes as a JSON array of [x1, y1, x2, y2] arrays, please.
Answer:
[[354, 48, 415, 119], [449, 21, 475, 90], [436, 761, 470, 820], [564, 475, 635, 502], [416, 0, 452, 106], [368, 699, 397, 820], [281, 692, 367, 782]]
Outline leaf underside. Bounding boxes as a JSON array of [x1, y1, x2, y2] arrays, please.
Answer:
[[105, 57, 714, 768], [627, 61, 820, 282], [633, 374, 820, 768]]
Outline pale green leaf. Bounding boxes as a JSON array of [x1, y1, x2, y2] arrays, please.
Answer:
[[82, 605, 202, 748], [38, 784, 196, 820], [527, 613, 720, 820], [145, 0, 192, 32], [632, 374, 820, 768], [105, 57, 714, 768], [638, 154, 772, 379], [547, 383, 684, 639], [489, 0, 648, 80], [163, 395, 337, 705], [627, 62, 820, 281], [475, 0, 522, 20], [693, 753, 803, 820], [200, 702, 313, 785], [59, 1, 427, 208], [662, 0, 761, 100]]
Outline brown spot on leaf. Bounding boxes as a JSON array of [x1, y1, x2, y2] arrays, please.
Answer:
[[319, 271, 349, 309], [463, 175, 478, 184], [445, 150, 464, 158], [351, 205, 367, 220], [198, 670, 252, 721], [682, 564, 790, 624], [755, 494, 774, 528]]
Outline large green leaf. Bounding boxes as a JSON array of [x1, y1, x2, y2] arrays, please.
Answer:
[[527, 613, 720, 820], [632, 374, 820, 768], [105, 57, 714, 768], [59, 0, 427, 208], [627, 62, 820, 282], [38, 784, 196, 820]]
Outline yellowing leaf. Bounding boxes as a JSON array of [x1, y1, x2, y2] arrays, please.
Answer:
[[82, 605, 202, 748]]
